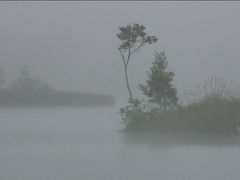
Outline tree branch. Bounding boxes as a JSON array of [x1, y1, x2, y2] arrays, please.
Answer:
[[131, 41, 145, 55], [126, 48, 131, 67], [119, 49, 127, 67]]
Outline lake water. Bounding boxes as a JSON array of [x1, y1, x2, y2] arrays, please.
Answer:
[[0, 105, 240, 180]]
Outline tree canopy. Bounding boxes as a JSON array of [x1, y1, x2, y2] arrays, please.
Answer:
[[117, 23, 158, 100], [139, 51, 178, 109]]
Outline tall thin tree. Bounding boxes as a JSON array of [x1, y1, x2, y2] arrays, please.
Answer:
[[117, 23, 157, 100]]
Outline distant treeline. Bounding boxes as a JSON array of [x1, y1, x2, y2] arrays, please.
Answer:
[[0, 65, 115, 107], [0, 89, 115, 107]]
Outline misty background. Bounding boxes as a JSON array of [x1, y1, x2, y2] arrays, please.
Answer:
[[1, 2, 240, 180], [1, 2, 240, 102]]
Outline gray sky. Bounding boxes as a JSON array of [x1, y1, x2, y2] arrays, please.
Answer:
[[1, 2, 240, 101]]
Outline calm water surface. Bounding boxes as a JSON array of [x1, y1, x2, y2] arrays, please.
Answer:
[[0, 105, 240, 180]]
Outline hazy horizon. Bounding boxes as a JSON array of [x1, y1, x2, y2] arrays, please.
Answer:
[[1, 2, 240, 102], [1, 2, 240, 180]]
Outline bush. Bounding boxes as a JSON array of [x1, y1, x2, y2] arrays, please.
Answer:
[[122, 76, 240, 135], [120, 98, 152, 127]]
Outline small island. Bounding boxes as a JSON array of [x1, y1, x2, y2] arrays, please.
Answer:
[[117, 23, 240, 136]]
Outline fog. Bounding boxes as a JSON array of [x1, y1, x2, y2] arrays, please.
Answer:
[[1, 2, 240, 180], [1, 2, 240, 101], [1, 106, 240, 180]]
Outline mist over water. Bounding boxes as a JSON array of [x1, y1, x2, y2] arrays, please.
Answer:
[[0, 105, 240, 180], [1, 2, 240, 180]]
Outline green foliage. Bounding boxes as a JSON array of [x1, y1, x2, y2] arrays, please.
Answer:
[[123, 96, 240, 134], [139, 51, 178, 109], [116, 25, 240, 135], [117, 23, 157, 51], [120, 98, 151, 126], [117, 23, 158, 100], [122, 72, 240, 134], [175, 96, 240, 134]]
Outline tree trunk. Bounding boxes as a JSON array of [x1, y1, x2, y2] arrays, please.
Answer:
[[124, 66, 133, 100]]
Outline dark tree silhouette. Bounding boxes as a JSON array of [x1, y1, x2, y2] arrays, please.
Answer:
[[139, 51, 178, 109], [117, 23, 157, 100]]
